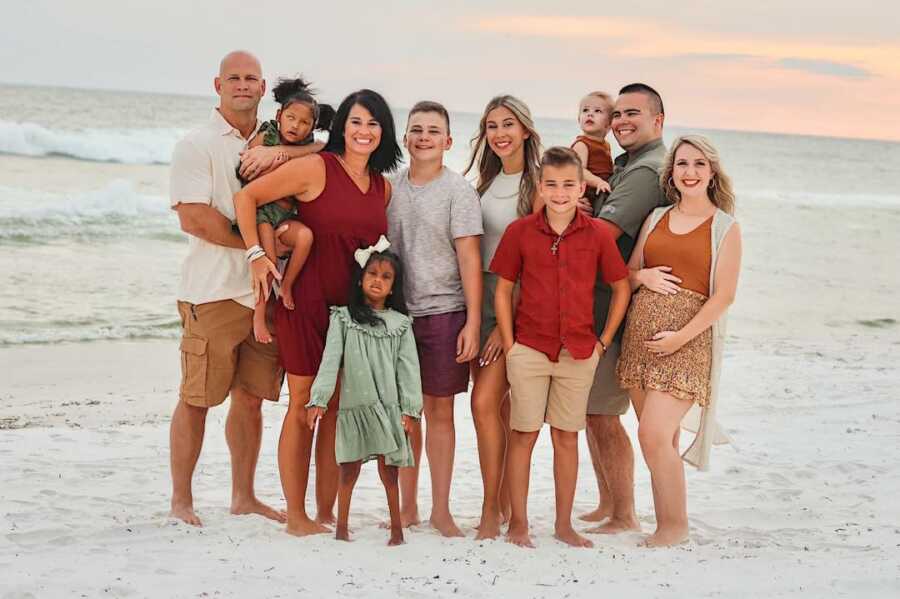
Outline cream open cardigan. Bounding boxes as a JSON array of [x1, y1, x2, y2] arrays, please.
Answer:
[[638, 205, 736, 471]]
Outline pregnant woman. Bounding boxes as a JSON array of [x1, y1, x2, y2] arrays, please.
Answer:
[[617, 134, 742, 546]]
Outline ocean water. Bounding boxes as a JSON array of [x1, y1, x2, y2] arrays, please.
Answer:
[[2, 83, 899, 346]]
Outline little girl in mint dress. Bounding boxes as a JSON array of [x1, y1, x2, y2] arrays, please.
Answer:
[[307, 241, 422, 545]]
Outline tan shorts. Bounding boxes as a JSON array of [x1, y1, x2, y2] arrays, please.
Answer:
[[506, 343, 600, 432], [586, 340, 631, 416], [177, 300, 284, 407]]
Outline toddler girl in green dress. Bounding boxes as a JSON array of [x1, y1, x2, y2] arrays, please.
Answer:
[[307, 240, 423, 545], [238, 77, 335, 343]]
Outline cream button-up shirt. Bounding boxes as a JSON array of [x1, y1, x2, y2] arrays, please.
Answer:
[[170, 109, 262, 309]]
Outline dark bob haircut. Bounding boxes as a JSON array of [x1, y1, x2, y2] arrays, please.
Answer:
[[324, 89, 403, 174]]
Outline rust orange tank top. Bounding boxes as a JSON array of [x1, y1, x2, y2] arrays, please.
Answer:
[[643, 211, 712, 296], [572, 135, 613, 181]]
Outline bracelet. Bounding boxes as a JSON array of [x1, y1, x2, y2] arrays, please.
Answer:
[[598, 339, 608, 353], [245, 244, 263, 259], [245, 245, 266, 264]]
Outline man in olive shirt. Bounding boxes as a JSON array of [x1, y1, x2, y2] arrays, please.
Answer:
[[581, 83, 669, 533]]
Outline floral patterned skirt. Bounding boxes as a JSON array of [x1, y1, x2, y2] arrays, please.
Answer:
[[616, 287, 712, 406]]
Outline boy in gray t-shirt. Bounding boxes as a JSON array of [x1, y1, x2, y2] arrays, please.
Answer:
[[386, 101, 483, 537]]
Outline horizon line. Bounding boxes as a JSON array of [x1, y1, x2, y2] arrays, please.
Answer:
[[2, 80, 898, 146]]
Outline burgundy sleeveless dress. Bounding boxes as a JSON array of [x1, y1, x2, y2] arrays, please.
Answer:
[[274, 152, 388, 375]]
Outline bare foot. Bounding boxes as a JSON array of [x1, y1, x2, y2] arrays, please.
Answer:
[[506, 524, 534, 548], [230, 498, 287, 523], [388, 528, 405, 546], [500, 503, 511, 525], [170, 502, 202, 527], [429, 514, 464, 538], [578, 505, 613, 522], [381, 509, 421, 529], [253, 313, 273, 344], [281, 286, 295, 310], [335, 525, 351, 542], [285, 515, 331, 537], [585, 516, 641, 535], [554, 526, 594, 548], [640, 527, 689, 547], [474, 512, 502, 540], [316, 512, 336, 526]]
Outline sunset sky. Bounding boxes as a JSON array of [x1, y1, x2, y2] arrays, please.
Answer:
[[3, 1, 898, 141]]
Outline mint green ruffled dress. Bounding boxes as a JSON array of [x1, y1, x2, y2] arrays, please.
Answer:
[[307, 307, 423, 467]]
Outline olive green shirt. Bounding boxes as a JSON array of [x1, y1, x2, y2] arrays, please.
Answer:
[[592, 138, 669, 338]]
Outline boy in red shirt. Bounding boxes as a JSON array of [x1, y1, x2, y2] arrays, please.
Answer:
[[491, 147, 631, 548]]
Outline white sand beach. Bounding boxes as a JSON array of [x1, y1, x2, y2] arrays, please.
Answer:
[[3, 183, 899, 597]]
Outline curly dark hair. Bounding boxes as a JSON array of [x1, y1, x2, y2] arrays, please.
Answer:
[[347, 250, 408, 327], [271, 76, 334, 131]]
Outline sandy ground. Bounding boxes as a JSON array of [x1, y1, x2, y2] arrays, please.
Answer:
[[3, 152, 900, 597]]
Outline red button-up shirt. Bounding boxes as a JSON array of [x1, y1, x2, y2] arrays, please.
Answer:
[[490, 209, 628, 361]]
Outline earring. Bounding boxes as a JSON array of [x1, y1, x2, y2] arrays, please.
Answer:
[[667, 177, 674, 187], [709, 178, 717, 190]]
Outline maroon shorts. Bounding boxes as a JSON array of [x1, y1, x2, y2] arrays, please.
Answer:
[[412, 311, 471, 397]]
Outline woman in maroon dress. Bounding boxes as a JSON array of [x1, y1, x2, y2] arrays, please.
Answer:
[[235, 89, 402, 536]]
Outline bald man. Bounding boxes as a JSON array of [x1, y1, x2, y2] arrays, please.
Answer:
[[168, 50, 285, 526]]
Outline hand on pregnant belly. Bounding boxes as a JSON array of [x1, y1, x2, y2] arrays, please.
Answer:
[[645, 330, 686, 356], [639, 266, 682, 295]]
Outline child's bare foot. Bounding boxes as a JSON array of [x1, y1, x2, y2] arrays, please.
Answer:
[[230, 498, 287, 523], [578, 505, 612, 522], [316, 512, 336, 527], [474, 511, 502, 540], [388, 527, 405, 546], [506, 523, 534, 548], [585, 516, 641, 534], [640, 526, 689, 547], [170, 501, 202, 527], [335, 525, 351, 542], [429, 513, 464, 538], [281, 285, 295, 310], [253, 313, 273, 344], [554, 525, 594, 548], [285, 514, 330, 537], [381, 508, 420, 529]]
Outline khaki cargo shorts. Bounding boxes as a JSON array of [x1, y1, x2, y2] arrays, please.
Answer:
[[506, 343, 600, 432], [177, 300, 284, 407]]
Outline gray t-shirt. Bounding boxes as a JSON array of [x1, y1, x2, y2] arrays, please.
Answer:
[[388, 167, 484, 317]]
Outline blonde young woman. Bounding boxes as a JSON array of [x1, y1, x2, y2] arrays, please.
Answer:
[[463, 95, 543, 540], [617, 135, 742, 547]]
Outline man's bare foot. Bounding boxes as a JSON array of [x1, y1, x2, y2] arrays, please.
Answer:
[[640, 527, 689, 547], [285, 515, 330, 537], [170, 502, 202, 527], [578, 505, 613, 522], [429, 513, 464, 538], [474, 512, 502, 540], [554, 526, 594, 548], [506, 524, 534, 548], [388, 528, 405, 546], [281, 286, 295, 310], [585, 516, 641, 535], [253, 314, 273, 344], [335, 525, 351, 542], [230, 498, 287, 523]]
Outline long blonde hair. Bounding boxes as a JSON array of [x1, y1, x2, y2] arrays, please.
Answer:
[[464, 95, 542, 217], [661, 135, 736, 215]]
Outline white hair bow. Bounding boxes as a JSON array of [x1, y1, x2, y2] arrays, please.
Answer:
[[354, 235, 391, 268]]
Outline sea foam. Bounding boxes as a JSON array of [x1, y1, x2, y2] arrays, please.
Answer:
[[0, 120, 182, 164]]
